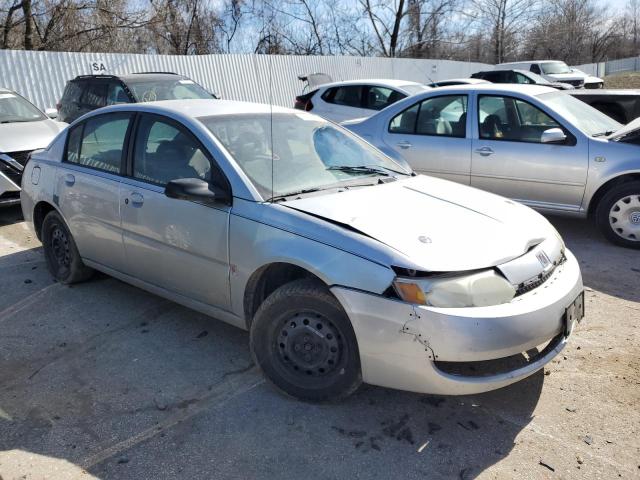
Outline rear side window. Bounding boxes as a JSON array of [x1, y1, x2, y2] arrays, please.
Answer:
[[322, 86, 363, 108], [81, 82, 107, 107], [530, 64, 542, 74], [132, 115, 212, 186], [65, 112, 131, 173], [390, 95, 467, 138]]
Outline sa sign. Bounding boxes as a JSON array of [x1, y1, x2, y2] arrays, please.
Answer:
[[90, 61, 107, 73]]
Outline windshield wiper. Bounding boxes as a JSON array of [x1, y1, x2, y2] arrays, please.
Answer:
[[268, 187, 324, 202], [327, 165, 392, 176], [592, 130, 615, 137]]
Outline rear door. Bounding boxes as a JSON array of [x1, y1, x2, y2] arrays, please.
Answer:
[[317, 85, 369, 122], [55, 112, 132, 271], [471, 94, 588, 211], [119, 113, 231, 309], [379, 94, 472, 184], [78, 80, 108, 119]]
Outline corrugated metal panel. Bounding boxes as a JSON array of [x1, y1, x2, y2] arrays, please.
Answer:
[[0, 49, 491, 110]]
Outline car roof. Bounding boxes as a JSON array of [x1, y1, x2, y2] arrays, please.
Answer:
[[0, 87, 13, 93], [97, 99, 299, 119], [424, 83, 556, 96], [73, 73, 186, 83], [317, 78, 427, 90]]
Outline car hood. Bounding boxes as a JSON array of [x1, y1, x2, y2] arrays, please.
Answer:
[[283, 175, 558, 272], [545, 73, 584, 81], [0, 119, 66, 153], [608, 117, 640, 141]]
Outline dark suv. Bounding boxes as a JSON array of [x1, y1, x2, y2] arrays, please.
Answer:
[[57, 73, 215, 123]]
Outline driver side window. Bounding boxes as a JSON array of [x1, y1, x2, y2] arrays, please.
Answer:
[[132, 115, 212, 186]]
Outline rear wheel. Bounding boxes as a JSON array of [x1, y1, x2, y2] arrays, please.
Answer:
[[250, 279, 362, 402], [595, 182, 640, 249], [42, 211, 94, 284]]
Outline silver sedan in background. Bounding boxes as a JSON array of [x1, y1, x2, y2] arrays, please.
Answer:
[[345, 84, 640, 249], [21, 100, 583, 401]]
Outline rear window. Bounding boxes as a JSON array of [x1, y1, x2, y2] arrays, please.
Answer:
[[81, 82, 108, 108]]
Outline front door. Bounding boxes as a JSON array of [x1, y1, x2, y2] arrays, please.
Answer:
[[119, 113, 231, 309], [380, 94, 471, 184], [471, 94, 588, 211], [55, 112, 132, 272]]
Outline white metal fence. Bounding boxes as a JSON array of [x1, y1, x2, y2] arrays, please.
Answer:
[[0, 49, 491, 111]]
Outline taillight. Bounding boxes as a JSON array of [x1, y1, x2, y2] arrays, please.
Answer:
[[304, 100, 313, 111], [294, 90, 317, 111]]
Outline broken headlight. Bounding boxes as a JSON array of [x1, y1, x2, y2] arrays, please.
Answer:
[[393, 270, 516, 308]]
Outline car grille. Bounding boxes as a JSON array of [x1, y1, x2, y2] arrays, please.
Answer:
[[6, 150, 33, 167], [0, 150, 32, 188], [515, 252, 567, 296], [565, 79, 584, 87]]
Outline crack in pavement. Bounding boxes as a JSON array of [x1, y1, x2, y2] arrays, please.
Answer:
[[80, 365, 264, 470]]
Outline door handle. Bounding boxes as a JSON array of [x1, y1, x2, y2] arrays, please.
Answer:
[[474, 147, 494, 156], [130, 192, 144, 207], [64, 173, 75, 186], [397, 141, 412, 149]]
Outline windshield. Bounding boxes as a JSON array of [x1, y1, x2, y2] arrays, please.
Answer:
[[0, 92, 46, 123], [200, 112, 411, 200], [128, 79, 212, 102], [539, 91, 621, 136], [402, 84, 430, 95], [540, 62, 572, 75]]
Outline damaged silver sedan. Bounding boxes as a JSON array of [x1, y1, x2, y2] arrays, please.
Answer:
[[20, 100, 584, 401]]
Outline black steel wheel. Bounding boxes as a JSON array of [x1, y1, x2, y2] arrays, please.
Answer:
[[250, 279, 361, 402], [42, 210, 94, 284]]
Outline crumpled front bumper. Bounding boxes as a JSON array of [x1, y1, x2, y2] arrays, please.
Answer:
[[331, 249, 583, 395]]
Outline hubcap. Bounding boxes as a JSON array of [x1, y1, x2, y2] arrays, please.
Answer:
[[609, 195, 640, 241], [50, 226, 71, 268], [277, 312, 342, 377]]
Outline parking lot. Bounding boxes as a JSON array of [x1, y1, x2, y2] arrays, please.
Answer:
[[0, 205, 638, 480]]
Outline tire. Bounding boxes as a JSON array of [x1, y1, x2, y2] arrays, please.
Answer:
[[250, 279, 362, 402], [41, 210, 94, 284], [595, 181, 640, 249]]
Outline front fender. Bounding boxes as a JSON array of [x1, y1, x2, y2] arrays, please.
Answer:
[[228, 212, 395, 322]]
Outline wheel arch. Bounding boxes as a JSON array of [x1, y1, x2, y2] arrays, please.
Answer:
[[32, 200, 60, 241], [243, 262, 331, 330], [588, 173, 640, 218]]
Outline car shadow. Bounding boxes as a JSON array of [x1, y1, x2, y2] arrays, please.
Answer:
[[0, 205, 24, 227], [546, 214, 640, 303], [0, 243, 545, 480]]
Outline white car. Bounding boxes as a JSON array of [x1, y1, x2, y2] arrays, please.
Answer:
[[294, 79, 430, 122], [0, 88, 66, 206], [496, 61, 604, 89], [428, 78, 490, 87], [20, 99, 583, 400]]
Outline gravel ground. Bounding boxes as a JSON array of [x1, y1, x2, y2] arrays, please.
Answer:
[[0, 205, 638, 480]]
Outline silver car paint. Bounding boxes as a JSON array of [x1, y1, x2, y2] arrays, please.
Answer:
[[346, 84, 640, 217], [20, 100, 583, 395]]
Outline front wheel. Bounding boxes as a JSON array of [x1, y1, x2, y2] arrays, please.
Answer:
[[42, 210, 94, 283], [250, 279, 362, 402], [595, 182, 640, 249]]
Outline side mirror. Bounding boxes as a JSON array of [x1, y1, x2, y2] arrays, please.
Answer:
[[45, 108, 58, 119], [165, 178, 231, 206], [541, 128, 567, 144]]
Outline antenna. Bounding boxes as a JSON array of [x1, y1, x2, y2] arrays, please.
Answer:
[[269, 48, 274, 203]]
